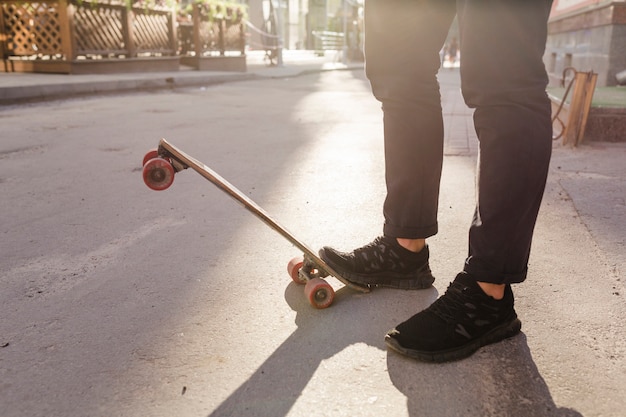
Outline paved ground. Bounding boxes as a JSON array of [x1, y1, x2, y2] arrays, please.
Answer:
[[0, 53, 625, 417]]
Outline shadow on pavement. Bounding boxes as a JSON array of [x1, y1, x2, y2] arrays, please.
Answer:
[[207, 283, 438, 416], [207, 276, 583, 416], [387, 332, 583, 417]]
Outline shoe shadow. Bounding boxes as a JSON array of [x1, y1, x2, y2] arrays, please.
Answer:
[[387, 333, 584, 417], [207, 282, 438, 417]]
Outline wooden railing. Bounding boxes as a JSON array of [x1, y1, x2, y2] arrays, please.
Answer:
[[72, 1, 176, 58], [0, 0, 246, 73], [1, 0, 175, 56], [178, 2, 246, 71]]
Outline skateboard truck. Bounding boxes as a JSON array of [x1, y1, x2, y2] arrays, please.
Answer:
[[143, 138, 370, 309]]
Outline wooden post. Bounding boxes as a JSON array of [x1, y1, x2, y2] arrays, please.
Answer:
[[0, 2, 6, 60], [192, 3, 202, 57], [239, 22, 245, 55], [565, 74, 584, 145], [575, 71, 597, 146], [168, 7, 177, 55], [122, 6, 136, 57], [563, 70, 597, 147], [218, 18, 225, 56], [57, 0, 76, 61]]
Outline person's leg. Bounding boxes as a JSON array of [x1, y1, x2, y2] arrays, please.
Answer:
[[319, 0, 456, 290], [386, 0, 554, 362], [366, 0, 455, 240], [459, 0, 554, 287]]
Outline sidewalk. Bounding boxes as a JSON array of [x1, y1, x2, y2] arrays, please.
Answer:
[[0, 50, 360, 104]]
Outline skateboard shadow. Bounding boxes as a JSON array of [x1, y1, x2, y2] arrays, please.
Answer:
[[206, 282, 438, 417], [387, 333, 584, 417]]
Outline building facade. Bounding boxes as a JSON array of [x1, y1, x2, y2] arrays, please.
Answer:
[[246, 0, 361, 51], [545, 0, 626, 86]]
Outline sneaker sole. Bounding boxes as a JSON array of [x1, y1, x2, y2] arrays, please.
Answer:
[[319, 248, 435, 290], [385, 317, 522, 363]]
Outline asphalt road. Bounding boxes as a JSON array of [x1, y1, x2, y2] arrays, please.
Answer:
[[1, 70, 625, 417]]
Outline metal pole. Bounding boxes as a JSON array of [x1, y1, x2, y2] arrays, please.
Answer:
[[342, 0, 348, 64], [273, 0, 284, 66]]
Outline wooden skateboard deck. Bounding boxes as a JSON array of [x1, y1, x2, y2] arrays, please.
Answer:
[[142, 138, 370, 308]]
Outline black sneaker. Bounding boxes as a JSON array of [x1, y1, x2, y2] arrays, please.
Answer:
[[385, 272, 521, 362], [318, 236, 435, 290]]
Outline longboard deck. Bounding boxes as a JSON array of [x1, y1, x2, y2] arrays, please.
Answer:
[[157, 138, 370, 294]]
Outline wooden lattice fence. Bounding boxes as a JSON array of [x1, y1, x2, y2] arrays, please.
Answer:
[[1, 1, 66, 57], [0, 0, 248, 73], [73, 3, 126, 56], [0, 0, 179, 73], [178, 2, 246, 71]]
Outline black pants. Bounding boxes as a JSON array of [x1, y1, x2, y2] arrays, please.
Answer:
[[365, 0, 554, 284]]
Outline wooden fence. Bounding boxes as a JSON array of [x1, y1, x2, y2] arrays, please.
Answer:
[[179, 2, 245, 71], [0, 0, 246, 73]]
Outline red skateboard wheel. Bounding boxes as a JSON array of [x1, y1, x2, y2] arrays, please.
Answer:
[[143, 157, 175, 191], [304, 278, 335, 309], [287, 256, 306, 285], [142, 149, 159, 167]]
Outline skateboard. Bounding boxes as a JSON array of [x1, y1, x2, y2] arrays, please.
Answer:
[[142, 138, 370, 309]]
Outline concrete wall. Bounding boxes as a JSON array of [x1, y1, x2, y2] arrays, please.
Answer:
[[545, 1, 626, 86]]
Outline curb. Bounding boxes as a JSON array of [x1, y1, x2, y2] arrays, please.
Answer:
[[0, 73, 257, 105], [0, 63, 364, 105]]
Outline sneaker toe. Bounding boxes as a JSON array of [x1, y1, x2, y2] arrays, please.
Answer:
[[319, 246, 349, 268], [387, 311, 457, 351]]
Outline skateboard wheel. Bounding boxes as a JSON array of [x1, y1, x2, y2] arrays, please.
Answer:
[[143, 157, 175, 191], [287, 256, 306, 285], [304, 278, 335, 309], [142, 149, 159, 167]]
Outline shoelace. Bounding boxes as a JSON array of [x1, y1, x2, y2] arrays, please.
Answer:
[[427, 282, 479, 324], [429, 281, 504, 327]]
